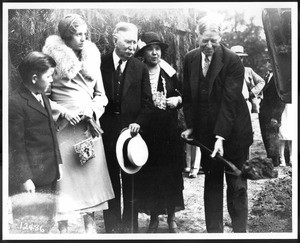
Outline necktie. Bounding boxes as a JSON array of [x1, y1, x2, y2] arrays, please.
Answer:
[[114, 59, 123, 110], [203, 56, 210, 77], [116, 59, 123, 76], [264, 72, 271, 83], [37, 94, 44, 107]]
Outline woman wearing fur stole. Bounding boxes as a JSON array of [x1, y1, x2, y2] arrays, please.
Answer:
[[43, 14, 114, 233]]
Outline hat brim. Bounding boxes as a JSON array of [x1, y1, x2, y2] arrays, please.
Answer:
[[116, 128, 148, 174], [135, 42, 169, 57]]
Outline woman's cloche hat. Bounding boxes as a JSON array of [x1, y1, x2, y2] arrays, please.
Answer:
[[230, 45, 248, 57], [135, 31, 169, 57], [116, 128, 149, 174]]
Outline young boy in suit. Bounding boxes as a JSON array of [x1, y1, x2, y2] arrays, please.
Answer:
[[9, 51, 62, 195]]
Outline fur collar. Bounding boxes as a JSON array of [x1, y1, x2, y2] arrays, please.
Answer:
[[42, 35, 101, 80]]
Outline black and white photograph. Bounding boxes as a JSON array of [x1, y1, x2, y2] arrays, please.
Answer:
[[2, 2, 298, 241]]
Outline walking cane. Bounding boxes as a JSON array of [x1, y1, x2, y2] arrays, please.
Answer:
[[183, 138, 242, 177], [130, 174, 134, 233]]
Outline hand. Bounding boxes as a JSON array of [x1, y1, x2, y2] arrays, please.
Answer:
[[21, 179, 35, 193], [57, 164, 63, 181], [211, 138, 224, 158], [166, 97, 181, 109], [64, 110, 82, 126], [270, 118, 280, 128], [181, 128, 194, 141], [129, 123, 140, 137], [87, 118, 103, 138]]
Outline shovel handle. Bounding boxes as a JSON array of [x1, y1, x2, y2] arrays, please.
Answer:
[[183, 139, 242, 177]]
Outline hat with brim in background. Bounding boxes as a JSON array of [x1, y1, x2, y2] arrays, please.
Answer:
[[230, 45, 248, 56], [135, 32, 169, 57], [116, 128, 149, 174]]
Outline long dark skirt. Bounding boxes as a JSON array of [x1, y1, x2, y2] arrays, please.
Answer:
[[135, 109, 184, 215]]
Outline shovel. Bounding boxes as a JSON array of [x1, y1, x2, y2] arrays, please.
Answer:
[[183, 138, 278, 180], [183, 138, 242, 177]]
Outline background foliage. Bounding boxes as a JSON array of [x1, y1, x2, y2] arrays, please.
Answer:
[[8, 8, 268, 91]]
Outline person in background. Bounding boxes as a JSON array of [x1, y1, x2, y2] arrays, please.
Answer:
[[258, 58, 285, 167], [9, 51, 61, 196], [184, 144, 202, 178], [100, 22, 154, 233], [134, 32, 184, 233], [278, 103, 292, 167], [230, 45, 265, 114], [181, 15, 253, 233], [43, 14, 114, 233]]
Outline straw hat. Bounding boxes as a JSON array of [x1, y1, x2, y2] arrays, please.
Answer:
[[230, 45, 248, 56], [116, 128, 148, 174]]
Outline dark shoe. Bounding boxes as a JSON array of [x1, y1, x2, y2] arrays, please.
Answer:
[[168, 220, 179, 233], [147, 219, 159, 233], [189, 173, 197, 178], [272, 157, 280, 167]]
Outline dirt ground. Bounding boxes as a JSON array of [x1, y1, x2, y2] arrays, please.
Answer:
[[7, 114, 291, 237], [46, 114, 287, 235]]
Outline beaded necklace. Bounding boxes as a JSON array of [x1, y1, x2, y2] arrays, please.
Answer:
[[149, 66, 167, 110]]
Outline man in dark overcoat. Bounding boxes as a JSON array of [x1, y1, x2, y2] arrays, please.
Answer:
[[100, 22, 154, 233], [259, 58, 286, 166], [181, 15, 253, 233]]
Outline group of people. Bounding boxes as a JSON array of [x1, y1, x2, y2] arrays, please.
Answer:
[[9, 13, 291, 235], [230, 45, 292, 168]]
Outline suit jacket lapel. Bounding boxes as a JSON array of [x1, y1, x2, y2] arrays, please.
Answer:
[[190, 49, 201, 101], [19, 84, 48, 117], [208, 47, 223, 96], [102, 53, 115, 98], [42, 93, 52, 118], [122, 57, 135, 98]]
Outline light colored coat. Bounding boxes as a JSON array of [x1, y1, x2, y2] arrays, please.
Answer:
[[42, 35, 114, 213], [241, 67, 265, 113]]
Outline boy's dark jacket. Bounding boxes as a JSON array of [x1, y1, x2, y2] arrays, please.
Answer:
[[9, 83, 61, 194]]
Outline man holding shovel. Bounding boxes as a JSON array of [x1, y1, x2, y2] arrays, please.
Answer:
[[181, 15, 253, 233]]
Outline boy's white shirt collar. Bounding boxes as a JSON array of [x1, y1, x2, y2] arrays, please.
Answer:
[[31, 92, 44, 107]]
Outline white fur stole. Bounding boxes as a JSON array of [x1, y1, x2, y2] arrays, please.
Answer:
[[42, 35, 101, 81]]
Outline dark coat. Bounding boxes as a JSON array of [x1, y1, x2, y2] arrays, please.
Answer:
[[100, 52, 154, 231], [135, 69, 184, 215], [9, 84, 61, 194], [259, 75, 285, 163], [182, 44, 253, 150], [260, 75, 285, 123], [100, 53, 154, 151]]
